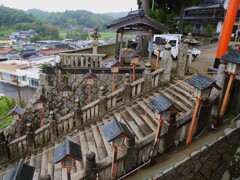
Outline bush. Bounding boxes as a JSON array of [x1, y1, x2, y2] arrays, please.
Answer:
[[184, 24, 193, 34], [204, 24, 214, 37]]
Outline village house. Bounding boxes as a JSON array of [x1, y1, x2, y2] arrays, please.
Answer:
[[0, 47, 21, 62], [182, 0, 240, 36]]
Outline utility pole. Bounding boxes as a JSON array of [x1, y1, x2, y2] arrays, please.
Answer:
[[15, 77, 22, 107]]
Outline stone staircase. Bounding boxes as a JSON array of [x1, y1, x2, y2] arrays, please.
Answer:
[[0, 78, 195, 180]]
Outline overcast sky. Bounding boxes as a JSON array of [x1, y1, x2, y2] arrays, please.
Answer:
[[0, 0, 138, 13]]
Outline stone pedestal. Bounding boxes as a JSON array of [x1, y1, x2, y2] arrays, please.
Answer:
[[85, 151, 97, 180], [159, 112, 177, 153], [74, 98, 82, 127], [125, 137, 137, 172], [123, 73, 131, 103], [196, 99, 212, 134], [26, 123, 36, 150], [48, 111, 57, 140], [0, 131, 10, 163], [143, 62, 152, 93], [162, 44, 172, 82], [177, 43, 188, 78], [92, 40, 99, 54], [186, 49, 193, 73], [99, 86, 107, 116], [211, 63, 226, 119]]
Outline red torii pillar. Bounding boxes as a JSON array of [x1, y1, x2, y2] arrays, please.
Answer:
[[213, 0, 240, 68]]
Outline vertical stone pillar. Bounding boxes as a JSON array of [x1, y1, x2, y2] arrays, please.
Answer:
[[196, 99, 212, 133], [211, 62, 227, 119], [85, 151, 97, 180], [186, 48, 193, 73], [74, 98, 82, 127], [230, 78, 240, 114], [123, 73, 132, 103], [26, 123, 35, 150], [0, 72, 2, 80], [159, 112, 177, 153], [48, 111, 57, 140], [162, 44, 172, 82], [99, 86, 107, 116], [125, 137, 137, 172], [0, 131, 10, 162], [177, 43, 188, 79], [143, 62, 152, 93]]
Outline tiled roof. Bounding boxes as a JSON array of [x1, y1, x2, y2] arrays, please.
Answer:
[[53, 139, 82, 164], [0, 47, 14, 54], [83, 70, 97, 79], [148, 93, 174, 114], [39, 49, 70, 56], [105, 9, 169, 33], [32, 94, 47, 105], [7, 105, 24, 116], [4, 159, 35, 180], [101, 117, 135, 142], [187, 73, 218, 91], [221, 50, 240, 64], [59, 85, 73, 92]]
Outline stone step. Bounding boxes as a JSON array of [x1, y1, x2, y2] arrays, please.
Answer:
[[90, 123, 108, 160], [165, 88, 193, 108], [119, 109, 145, 140], [137, 99, 155, 120], [126, 105, 153, 135], [133, 104, 157, 132], [97, 119, 113, 156], [162, 91, 189, 113], [171, 78, 194, 92], [79, 129, 89, 166], [172, 84, 195, 102], [84, 127, 100, 162]]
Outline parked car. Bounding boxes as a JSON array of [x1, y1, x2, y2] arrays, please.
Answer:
[[150, 34, 201, 61]]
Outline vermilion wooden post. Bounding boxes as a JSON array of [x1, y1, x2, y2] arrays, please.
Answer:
[[213, 0, 240, 68], [186, 98, 202, 145], [217, 74, 236, 126]]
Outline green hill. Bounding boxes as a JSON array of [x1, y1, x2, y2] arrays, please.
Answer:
[[27, 9, 115, 31]]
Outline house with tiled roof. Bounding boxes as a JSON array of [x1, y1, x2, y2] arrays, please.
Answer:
[[182, 0, 240, 36], [0, 47, 20, 62]]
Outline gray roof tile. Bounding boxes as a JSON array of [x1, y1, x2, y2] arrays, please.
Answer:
[[148, 93, 174, 114], [101, 117, 134, 142], [53, 139, 82, 164], [187, 73, 217, 91], [7, 105, 24, 116], [4, 159, 35, 180], [221, 50, 240, 64]]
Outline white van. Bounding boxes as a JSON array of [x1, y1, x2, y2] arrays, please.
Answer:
[[150, 34, 201, 61]]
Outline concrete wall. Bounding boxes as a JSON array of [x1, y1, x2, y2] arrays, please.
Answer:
[[152, 120, 240, 180]]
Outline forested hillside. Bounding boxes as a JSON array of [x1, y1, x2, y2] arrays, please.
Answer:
[[27, 9, 115, 31]]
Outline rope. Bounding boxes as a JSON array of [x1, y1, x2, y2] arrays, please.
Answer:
[[0, 71, 233, 177]]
